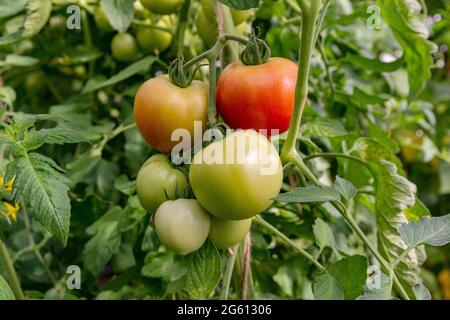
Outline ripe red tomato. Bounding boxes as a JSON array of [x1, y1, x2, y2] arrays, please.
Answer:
[[216, 57, 298, 135]]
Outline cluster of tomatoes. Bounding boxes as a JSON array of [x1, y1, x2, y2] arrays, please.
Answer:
[[100, 0, 178, 62], [133, 3, 299, 256]]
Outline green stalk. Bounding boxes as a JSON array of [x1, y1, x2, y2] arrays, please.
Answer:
[[220, 4, 239, 65], [220, 244, 239, 300], [253, 216, 324, 271], [281, 0, 323, 162], [207, 54, 218, 128], [0, 240, 25, 300], [170, 0, 192, 56]]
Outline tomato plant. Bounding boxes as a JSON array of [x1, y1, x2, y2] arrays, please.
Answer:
[[0, 0, 449, 303]]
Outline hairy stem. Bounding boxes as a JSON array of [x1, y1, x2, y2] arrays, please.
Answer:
[[220, 244, 239, 300], [0, 240, 25, 300]]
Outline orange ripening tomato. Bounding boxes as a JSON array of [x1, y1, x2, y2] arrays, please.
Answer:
[[216, 57, 298, 135], [134, 75, 208, 154]]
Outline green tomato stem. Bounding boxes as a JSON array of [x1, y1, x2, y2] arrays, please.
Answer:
[[131, 20, 173, 34], [207, 55, 218, 128], [170, 0, 192, 56], [0, 240, 25, 300], [219, 4, 239, 65], [281, 0, 323, 162], [253, 215, 325, 271], [183, 34, 247, 70], [220, 244, 240, 300]]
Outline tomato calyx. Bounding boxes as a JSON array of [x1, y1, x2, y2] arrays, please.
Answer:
[[168, 56, 196, 88], [240, 31, 271, 66]]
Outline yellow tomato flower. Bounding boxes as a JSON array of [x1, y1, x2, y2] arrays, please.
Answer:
[[438, 269, 450, 300], [0, 175, 14, 193], [3, 201, 20, 221]]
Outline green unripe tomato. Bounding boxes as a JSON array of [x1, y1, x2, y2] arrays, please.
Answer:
[[94, 5, 113, 31], [199, 0, 252, 25], [195, 8, 218, 47], [25, 71, 46, 93], [136, 154, 187, 213], [155, 199, 211, 255], [140, 0, 183, 15], [111, 32, 139, 62], [134, 1, 151, 20], [189, 130, 283, 220], [230, 8, 252, 26], [136, 22, 172, 53], [209, 216, 251, 249]]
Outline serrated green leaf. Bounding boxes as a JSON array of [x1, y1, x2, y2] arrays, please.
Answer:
[[186, 241, 222, 299], [398, 214, 450, 248], [352, 138, 404, 174], [329, 255, 368, 300], [82, 56, 156, 93], [141, 251, 186, 281], [412, 283, 431, 300], [404, 198, 431, 222], [313, 218, 335, 251], [334, 176, 357, 200], [23, 125, 88, 151], [0, 275, 15, 300], [372, 160, 421, 287], [0, 0, 52, 46], [312, 271, 344, 300], [101, 0, 134, 33], [342, 54, 404, 73], [302, 117, 348, 138], [83, 207, 124, 276], [5, 153, 71, 245], [0, 54, 38, 67], [378, 0, 434, 97], [275, 187, 341, 203], [0, 0, 26, 18]]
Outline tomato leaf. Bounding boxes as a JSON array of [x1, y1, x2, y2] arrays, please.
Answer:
[[0, 54, 39, 67], [101, 0, 134, 33], [313, 218, 336, 251], [0, 0, 26, 18], [398, 214, 450, 248], [334, 176, 357, 201], [0, 0, 52, 46], [0, 275, 15, 300], [5, 153, 71, 245], [218, 0, 260, 10], [82, 56, 156, 93], [377, 0, 435, 97], [312, 271, 344, 300], [83, 207, 123, 276], [329, 255, 368, 300], [186, 241, 222, 299], [412, 283, 432, 300], [302, 117, 348, 138], [275, 187, 341, 203], [372, 160, 422, 287]]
